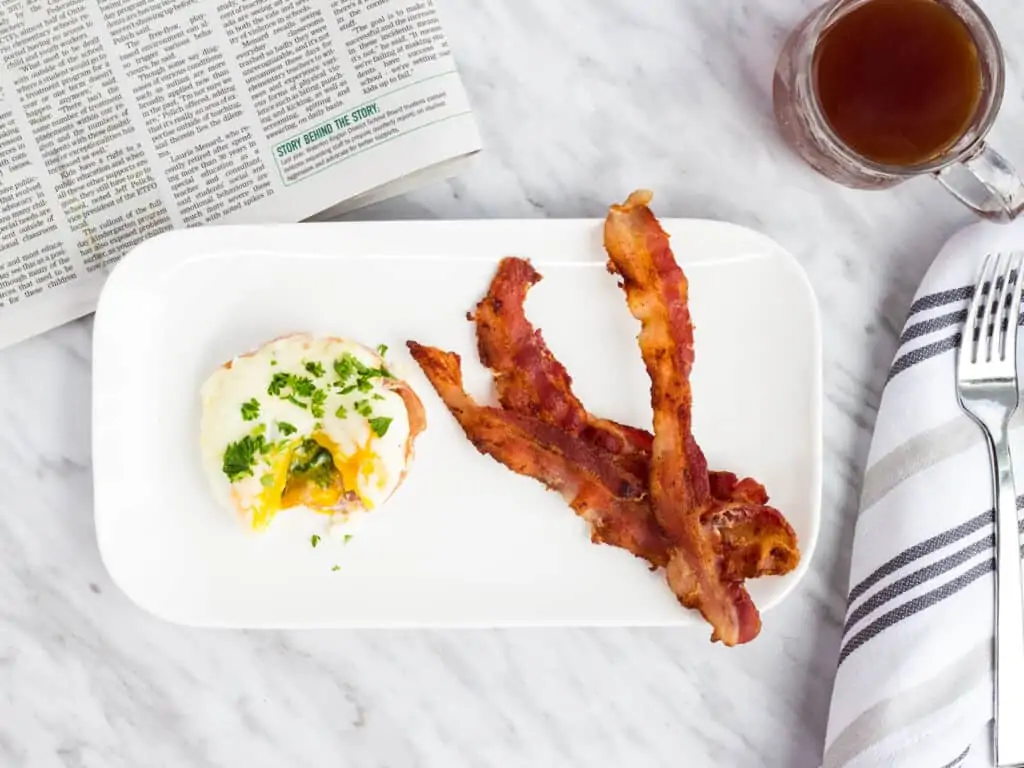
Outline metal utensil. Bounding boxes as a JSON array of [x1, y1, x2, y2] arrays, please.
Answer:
[[957, 252, 1024, 767]]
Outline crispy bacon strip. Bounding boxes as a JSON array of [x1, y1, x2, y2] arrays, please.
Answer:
[[474, 256, 648, 462], [473, 256, 798, 580], [474, 256, 746, 487], [473, 257, 582, 432], [703, 472, 800, 580], [407, 342, 670, 564], [409, 340, 796, 595], [408, 197, 799, 644], [605, 189, 762, 645]]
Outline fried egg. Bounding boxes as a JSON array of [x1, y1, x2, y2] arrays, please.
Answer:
[[200, 334, 426, 530]]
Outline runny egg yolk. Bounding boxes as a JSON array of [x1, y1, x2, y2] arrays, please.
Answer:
[[244, 433, 383, 531], [201, 335, 419, 532]]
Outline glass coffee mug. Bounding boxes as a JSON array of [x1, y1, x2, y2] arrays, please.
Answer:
[[773, 0, 1024, 221]]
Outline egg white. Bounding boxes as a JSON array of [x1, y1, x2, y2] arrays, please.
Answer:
[[200, 334, 416, 530]]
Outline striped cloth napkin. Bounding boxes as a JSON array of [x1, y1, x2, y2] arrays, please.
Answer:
[[823, 219, 1024, 768]]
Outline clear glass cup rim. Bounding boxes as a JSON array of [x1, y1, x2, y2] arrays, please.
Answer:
[[798, 0, 1006, 178]]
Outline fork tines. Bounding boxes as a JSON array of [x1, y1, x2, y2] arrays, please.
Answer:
[[960, 252, 1024, 371]]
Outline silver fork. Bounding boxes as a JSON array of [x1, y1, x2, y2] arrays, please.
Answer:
[[957, 252, 1024, 767]]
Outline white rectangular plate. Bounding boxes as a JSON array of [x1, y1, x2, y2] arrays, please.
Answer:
[[93, 219, 822, 628]]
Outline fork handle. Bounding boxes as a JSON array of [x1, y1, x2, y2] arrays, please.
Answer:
[[990, 426, 1024, 767]]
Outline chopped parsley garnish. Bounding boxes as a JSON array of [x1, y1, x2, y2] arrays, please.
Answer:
[[353, 399, 373, 418], [340, 384, 357, 395], [372, 394, 385, 401], [311, 534, 321, 548], [369, 369, 391, 382], [285, 395, 308, 409], [268, 372, 290, 396], [304, 361, 325, 378], [278, 421, 297, 436], [270, 359, 278, 366], [335, 404, 348, 419], [369, 416, 393, 437], [253, 423, 267, 435], [269, 372, 322, 412], [334, 352, 392, 389], [311, 389, 327, 418], [331, 565, 341, 572], [260, 474, 275, 488], [222, 434, 267, 482], [333, 354, 357, 382], [290, 439, 337, 488], [376, 344, 388, 357], [356, 378, 373, 393], [363, 362, 392, 380], [290, 376, 316, 397], [343, 534, 353, 544], [313, 421, 323, 431], [241, 398, 261, 421]]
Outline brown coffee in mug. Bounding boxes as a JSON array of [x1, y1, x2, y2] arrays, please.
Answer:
[[773, 0, 1024, 220], [815, 0, 981, 166]]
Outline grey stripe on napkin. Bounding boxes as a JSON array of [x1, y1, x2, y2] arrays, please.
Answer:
[[860, 411, 1024, 515], [907, 285, 973, 316], [823, 639, 989, 768], [824, 228, 1024, 768], [838, 559, 992, 666], [899, 310, 968, 346]]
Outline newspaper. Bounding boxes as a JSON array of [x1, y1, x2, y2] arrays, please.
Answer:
[[0, 0, 481, 350]]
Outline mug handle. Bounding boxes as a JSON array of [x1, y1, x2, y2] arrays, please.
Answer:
[[936, 144, 1024, 222]]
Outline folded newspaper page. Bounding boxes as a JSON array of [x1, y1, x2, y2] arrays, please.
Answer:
[[0, 0, 481, 350]]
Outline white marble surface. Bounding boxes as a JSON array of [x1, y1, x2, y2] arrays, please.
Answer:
[[4, 0, 1024, 765]]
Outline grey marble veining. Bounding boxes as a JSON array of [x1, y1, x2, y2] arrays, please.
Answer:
[[4, 0, 1024, 765]]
